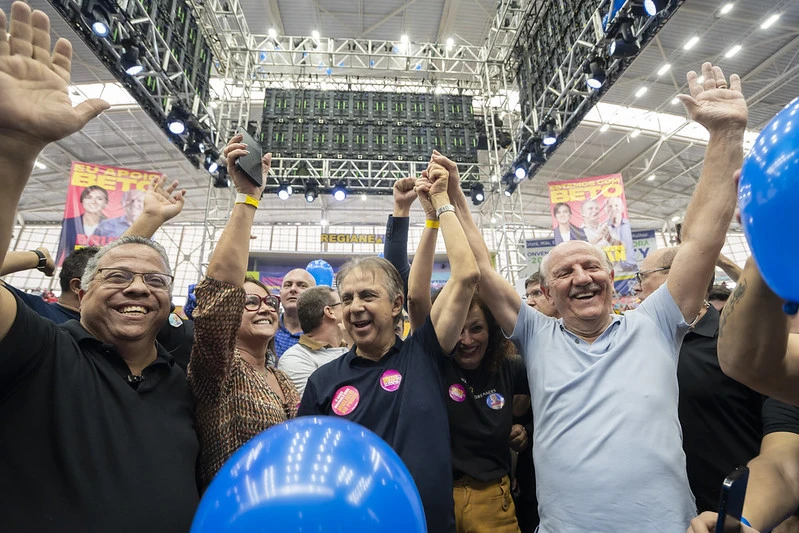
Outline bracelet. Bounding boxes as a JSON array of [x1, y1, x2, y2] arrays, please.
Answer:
[[235, 192, 259, 209], [425, 219, 440, 229], [435, 203, 455, 218], [31, 249, 48, 272], [740, 517, 751, 527]]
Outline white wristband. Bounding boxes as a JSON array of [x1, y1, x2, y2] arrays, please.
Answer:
[[436, 204, 455, 218]]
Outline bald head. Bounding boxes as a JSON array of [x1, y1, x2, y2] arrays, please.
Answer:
[[280, 268, 317, 316], [541, 241, 612, 288], [634, 247, 678, 301]]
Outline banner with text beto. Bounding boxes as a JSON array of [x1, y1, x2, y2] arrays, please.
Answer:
[[57, 162, 161, 265], [547, 174, 637, 295]]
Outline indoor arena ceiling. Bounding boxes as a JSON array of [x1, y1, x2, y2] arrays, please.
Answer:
[[12, 0, 799, 233]]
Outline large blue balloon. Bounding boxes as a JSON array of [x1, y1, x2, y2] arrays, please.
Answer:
[[191, 417, 427, 533], [307, 259, 334, 287], [739, 96, 799, 305]]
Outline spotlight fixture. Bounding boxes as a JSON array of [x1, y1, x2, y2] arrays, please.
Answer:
[[504, 181, 518, 196], [585, 57, 607, 90], [608, 20, 640, 58], [304, 183, 318, 203], [542, 123, 558, 146], [332, 181, 348, 201], [120, 41, 143, 76], [81, 0, 113, 38], [514, 162, 528, 182], [277, 182, 293, 200], [644, 0, 669, 16], [204, 151, 219, 174], [212, 166, 229, 188], [166, 107, 189, 136], [470, 183, 485, 205]]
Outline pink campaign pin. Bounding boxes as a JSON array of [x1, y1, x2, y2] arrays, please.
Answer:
[[331, 385, 360, 416], [380, 369, 402, 392], [486, 392, 505, 410], [448, 384, 466, 402]]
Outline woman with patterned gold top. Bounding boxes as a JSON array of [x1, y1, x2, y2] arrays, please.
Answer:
[[189, 134, 300, 487]]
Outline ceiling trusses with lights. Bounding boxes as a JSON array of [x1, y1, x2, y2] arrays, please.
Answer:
[[14, 0, 799, 234]]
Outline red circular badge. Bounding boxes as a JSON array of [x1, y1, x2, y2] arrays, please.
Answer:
[[331, 385, 360, 416], [449, 383, 466, 402]]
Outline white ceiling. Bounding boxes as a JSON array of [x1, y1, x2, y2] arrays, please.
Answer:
[[10, 0, 799, 233]]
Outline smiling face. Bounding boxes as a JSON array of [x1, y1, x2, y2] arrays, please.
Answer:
[[555, 204, 571, 226], [123, 191, 145, 223], [454, 304, 490, 370], [607, 197, 624, 223], [280, 269, 316, 315], [78, 243, 171, 345], [81, 188, 108, 217], [632, 248, 672, 302], [338, 266, 402, 359], [543, 241, 614, 331], [238, 281, 279, 344], [581, 199, 601, 226]]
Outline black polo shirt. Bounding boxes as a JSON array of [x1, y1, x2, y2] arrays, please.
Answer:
[[445, 355, 529, 481], [299, 317, 455, 533], [0, 289, 199, 532], [677, 305, 764, 513], [762, 397, 799, 435]]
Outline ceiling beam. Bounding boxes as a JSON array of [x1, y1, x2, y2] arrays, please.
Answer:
[[436, 0, 460, 44], [362, 0, 419, 38]]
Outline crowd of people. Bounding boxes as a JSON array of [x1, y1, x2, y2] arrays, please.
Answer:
[[2, 3, 799, 533]]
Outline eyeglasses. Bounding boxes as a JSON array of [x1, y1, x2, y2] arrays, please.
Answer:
[[327, 301, 342, 308], [525, 289, 543, 300], [95, 268, 173, 291], [244, 293, 281, 312], [634, 266, 670, 285]]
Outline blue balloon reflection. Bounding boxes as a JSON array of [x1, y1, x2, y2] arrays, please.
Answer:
[[191, 417, 427, 532]]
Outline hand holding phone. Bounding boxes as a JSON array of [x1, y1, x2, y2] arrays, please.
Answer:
[[233, 129, 264, 187], [715, 466, 749, 533]]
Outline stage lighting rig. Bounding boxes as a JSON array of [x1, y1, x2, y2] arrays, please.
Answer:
[[470, 183, 485, 205], [304, 183, 319, 203], [608, 19, 640, 58], [167, 107, 190, 136], [277, 183, 293, 200], [204, 151, 220, 174], [80, 0, 113, 38], [585, 57, 607, 90], [332, 181, 348, 201], [213, 166, 230, 188], [119, 41, 143, 76]]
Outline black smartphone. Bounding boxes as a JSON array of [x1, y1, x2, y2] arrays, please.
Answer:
[[233, 129, 263, 186], [715, 466, 749, 533]]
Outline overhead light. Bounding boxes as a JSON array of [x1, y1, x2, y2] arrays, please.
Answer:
[[120, 42, 143, 76], [608, 20, 640, 57], [514, 165, 527, 181], [34, 161, 47, 170], [671, 215, 681, 222], [360, 193, 367, 201], [761, 14, 780, 29], [635, 86, 648, 98], [585, 58, 606, 90], [683, 36, 699, 50], [304, 183, 318, 203], [725, 44, 741, 58], [166, 107, 189, 135], [490, 216, 497, 224], [542, 124, 557, 146], [643, 0, 668, 16], [400, 34, 409, 44], [445, 37, 454, 50], [647, 174, 656, 181], [332, 181, 347, 201], [720, 3, 734, 15], [670, 97, 680, 105], [82, 0, 112, 38], [599, 123, 610, 133], [311, 30, 320, 41], [204, 151, 219, 174], [213, 166, 229, 188], [277, 182, 292, 200], [630, 129, 641, 138], [470, 183, 485, 205], [656, 63, 671, 76], [504, 182, 518, 196], [320, 219, 329, 227], [268, 27, 278, 38]]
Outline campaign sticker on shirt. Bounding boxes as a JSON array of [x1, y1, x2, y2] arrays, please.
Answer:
[[168, 313, 183, 328], [449, 384, 466, 403], [380, 369, 402, 392], [486, 393, 505, 410], [331, 385, 360, 416]]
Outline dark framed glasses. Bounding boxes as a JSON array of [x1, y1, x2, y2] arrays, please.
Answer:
[[634, 266, 670, 285], [244, 293, 280, 312]]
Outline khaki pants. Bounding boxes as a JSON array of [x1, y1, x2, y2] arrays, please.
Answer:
[[453, 474, 521, 533]]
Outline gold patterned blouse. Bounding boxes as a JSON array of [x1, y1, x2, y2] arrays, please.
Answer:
[[188, 277, 300, 488]]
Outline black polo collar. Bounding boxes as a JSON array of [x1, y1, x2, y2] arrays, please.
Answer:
[[689, 304, 719, 338], [62, 319, 176, 367], [345, 334, 403, 366]]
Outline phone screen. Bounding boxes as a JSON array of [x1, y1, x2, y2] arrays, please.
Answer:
[[715, 466, 749, 533], [234, 129, 264, 186]]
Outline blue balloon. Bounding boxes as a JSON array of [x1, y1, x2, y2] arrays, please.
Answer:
[[191, 417, 427, 533], [739, 96, 799, 304], [307, 259, 334, 287]]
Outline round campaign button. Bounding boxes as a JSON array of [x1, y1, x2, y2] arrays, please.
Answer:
[[380, 369, 402, 392], [486, 392, 505, 410], [168, 313, 183, 327], [331, 385, 360, 416], [449, 383, 466, 402]]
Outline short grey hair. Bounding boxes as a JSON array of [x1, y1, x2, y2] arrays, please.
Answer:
[[81, 236, 172, 296], [336, 256, 404, 326], [297, 286, 338, 333], [540, 244, 613, 288]]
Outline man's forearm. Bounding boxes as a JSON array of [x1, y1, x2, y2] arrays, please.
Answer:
[[0, 155, 36, 271], [1, 250, 40, 276], [744, 451, 799, 531], [123, 216, 165, 239], [717, 253, 743, 283]]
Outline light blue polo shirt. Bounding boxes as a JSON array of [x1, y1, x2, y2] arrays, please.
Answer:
[[510, 283, 696, 532]]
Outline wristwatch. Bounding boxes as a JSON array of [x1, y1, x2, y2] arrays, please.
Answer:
[[31, 249, 48, 272], [436, 203, 455, 218]]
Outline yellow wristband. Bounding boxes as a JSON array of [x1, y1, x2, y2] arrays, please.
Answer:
[[235, 192, 259, 209], [425, 219, 440, 229]]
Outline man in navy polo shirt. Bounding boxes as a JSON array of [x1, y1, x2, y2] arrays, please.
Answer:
[[299, 161, 479, 533]]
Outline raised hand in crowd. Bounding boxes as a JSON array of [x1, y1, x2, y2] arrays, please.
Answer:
[[686, 512, 759, 533], [123, 176, 186, 239], [677, 62, 747, 133], [224, 133, 269, 200], [0, 246, 54, 277], [392, 176, 417, 217], [414, 170, 438, 222]]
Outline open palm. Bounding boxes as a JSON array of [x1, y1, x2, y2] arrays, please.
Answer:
[[678, 63, 748, 131], [0, 4, 108, 155]]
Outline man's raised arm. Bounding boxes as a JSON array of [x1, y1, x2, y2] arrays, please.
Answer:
[[432, 151, 522, 336], [667, 62, 747, 321], [123, 176, 186, 239], [0, 3, 108, 341]]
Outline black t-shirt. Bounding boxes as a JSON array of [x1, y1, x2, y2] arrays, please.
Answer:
[[677, 305, 764, 513], [299, 317, 455, 533], [6, 284, 80, 323], [156, 313, 195, 372], [444, 354, 529, 481], [762, 397, 799, 435], [0, 289, 200, 532]]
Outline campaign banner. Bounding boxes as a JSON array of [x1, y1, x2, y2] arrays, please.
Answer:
[[56, 162, 161, 265], [548, 174, 637, 295]]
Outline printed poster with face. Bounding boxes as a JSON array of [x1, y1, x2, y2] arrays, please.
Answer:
[[547, 174, 637, 296], [56, 162, 161, 266]]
